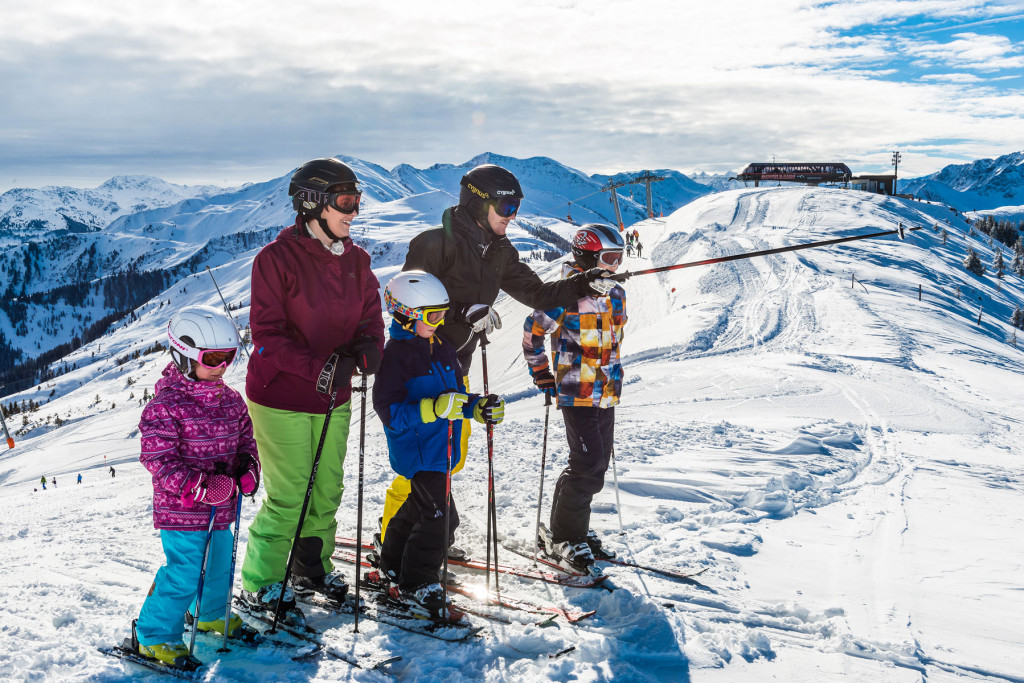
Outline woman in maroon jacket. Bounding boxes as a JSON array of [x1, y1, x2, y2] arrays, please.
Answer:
[[238, 158, 385, 624]]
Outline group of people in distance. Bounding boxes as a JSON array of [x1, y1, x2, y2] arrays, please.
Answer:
[[127, 158, 628, 671]]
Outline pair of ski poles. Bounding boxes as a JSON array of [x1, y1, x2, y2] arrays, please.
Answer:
[[270, 370, 371, 634]]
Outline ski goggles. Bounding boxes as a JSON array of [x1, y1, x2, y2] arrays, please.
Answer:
[[167, 325, 239, 369], [193, 348, 238, 369], [597, 249, 624, 267], [327, 191, 361, 214], [490, 197, 521, 218], [419, 306, 448, 328]]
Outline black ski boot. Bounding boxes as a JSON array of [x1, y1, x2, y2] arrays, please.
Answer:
[[237, 582, 305, 626], [401, 583, 466, 623], [586, 529, 616, 560], [291, 571, 349, 603]]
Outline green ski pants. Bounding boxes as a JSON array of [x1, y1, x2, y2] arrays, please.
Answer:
[[241, 399, 351, 593]]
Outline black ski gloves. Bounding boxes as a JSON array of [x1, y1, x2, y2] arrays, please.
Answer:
[[316, 352, 354, 395], [344, 335, 381, 375]]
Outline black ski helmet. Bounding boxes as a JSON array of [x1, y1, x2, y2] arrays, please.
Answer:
[[458, 164, 524, 227], [571, 223, 626, 270], [289, 158, 360, 217]]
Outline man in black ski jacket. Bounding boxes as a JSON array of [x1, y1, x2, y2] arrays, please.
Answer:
[[377, 163, 616, 542]]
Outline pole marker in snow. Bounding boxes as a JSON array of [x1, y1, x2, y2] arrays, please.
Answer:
[[609, 225, 922, 282]]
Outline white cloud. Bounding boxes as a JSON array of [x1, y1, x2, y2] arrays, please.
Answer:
[[0, 0, 1021, 188]]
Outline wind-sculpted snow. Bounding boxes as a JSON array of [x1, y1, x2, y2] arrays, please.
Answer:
[[1, 185, 1023, 681]]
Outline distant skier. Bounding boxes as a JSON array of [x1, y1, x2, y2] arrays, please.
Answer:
[[524, 224, 627, 574], [373, 271, 503, 622], [40, 476, 47, 490], [109, 466, 116, 478], [77, 473, 83, 484], [129, 305, 261, 671], [635, 240, 643, 258], [52, 477, 56, 488]]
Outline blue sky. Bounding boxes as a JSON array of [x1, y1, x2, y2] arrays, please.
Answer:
[[0, 0, 1022, 191]]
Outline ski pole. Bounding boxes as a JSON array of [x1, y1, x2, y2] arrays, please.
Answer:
[[205, 266, 251, 361], [479, 333, 500, 600], [189, 502, 219, 656], [353, 373, 368, 634], [533, 393, 553, 560], [0, 407, 13, 449], [609, 225, 922, 282], [610, 447, 624, 535], [443, 419, 453, 614], [272, 375, 339, 634], [218, 491, 245, 652]]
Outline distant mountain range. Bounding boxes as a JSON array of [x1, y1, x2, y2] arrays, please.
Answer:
[[900, 149, 1024, 214], [1, 149, 1021, 393]]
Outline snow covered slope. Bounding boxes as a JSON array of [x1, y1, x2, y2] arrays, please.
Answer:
[[1, 186, 1022, 681]]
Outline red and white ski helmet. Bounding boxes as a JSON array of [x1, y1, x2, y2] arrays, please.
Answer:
[[571, 223, 626, 269]]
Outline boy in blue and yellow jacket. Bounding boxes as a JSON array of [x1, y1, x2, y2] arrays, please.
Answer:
[[523, 224, 627, 573], [373, 271, 504, 621]]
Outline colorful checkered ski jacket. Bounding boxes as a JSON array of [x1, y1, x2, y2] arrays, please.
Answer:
[[522, 263, 627, 408]]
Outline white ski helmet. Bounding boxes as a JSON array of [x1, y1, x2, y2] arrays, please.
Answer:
[[384, 270, 450, 329], [167, 304, 240, 378]]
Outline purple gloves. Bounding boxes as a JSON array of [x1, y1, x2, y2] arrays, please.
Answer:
[[181, 471, 236, 507]]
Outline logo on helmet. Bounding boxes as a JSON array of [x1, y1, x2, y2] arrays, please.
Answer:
[[572, 230, 602, 251], [466, 182, 490, 200], [495, 189, 516, 196]]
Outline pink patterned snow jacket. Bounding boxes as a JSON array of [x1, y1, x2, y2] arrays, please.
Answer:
[[139, 362, 259, 531]]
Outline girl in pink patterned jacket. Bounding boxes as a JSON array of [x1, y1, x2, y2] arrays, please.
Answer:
[[130, 305, 260, 670]]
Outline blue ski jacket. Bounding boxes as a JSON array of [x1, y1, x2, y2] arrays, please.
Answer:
[[372, 321, 479, 479]]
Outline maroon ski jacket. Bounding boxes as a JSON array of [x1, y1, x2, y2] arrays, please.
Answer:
[[245, 220, 384, 413]]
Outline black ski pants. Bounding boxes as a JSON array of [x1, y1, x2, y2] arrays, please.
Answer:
[[550, 406, 615, 543], [379, 470, 459, 591]]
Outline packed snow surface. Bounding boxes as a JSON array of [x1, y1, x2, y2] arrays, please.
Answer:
[[1, 187, 1022, 682]]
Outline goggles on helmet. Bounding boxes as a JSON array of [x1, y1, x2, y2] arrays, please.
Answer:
[[167, 323, 238, 370], [491, 197, 521, 218], [327, 191, 361, 214], [598, 249, 624, 267], [419, 306, 448, 328]]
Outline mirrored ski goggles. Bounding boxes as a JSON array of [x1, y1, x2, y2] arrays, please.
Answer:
[[598, 249, 624, 267], [327, 191, 361, 214], [419, 306, 448, 327], [490, 197, 521, 218], [193, 348, 238, 369]]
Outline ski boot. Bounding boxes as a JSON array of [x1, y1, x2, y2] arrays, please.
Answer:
[[238, 582, 305, 627], [400, 582, 466, 623], [184, 611, 263, 646], [586, 529, 616, 560], [128, 619, 202, 671], [539, 524, 599, 575], [291, 570, 349, 603], [447, 544, 470, 561]]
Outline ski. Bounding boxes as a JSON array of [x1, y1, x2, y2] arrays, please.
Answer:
[[232, 598, 401, 670], [334, 536, 608, 589], [98, 644, 202, 680], [333, 546, 595, 624], [597, 554, 709, 582], [296, 586, 485, 643], [332, 548, 567, 627]]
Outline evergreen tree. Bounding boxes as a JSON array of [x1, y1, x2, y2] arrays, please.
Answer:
[[963, 248, 985, 276], [994, 249, 1005, 279], [1012, 305, 1024, 330]]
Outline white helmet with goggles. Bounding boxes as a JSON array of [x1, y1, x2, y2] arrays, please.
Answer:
[[167, 305, 240, 379], [384, 271, 450, 330]]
